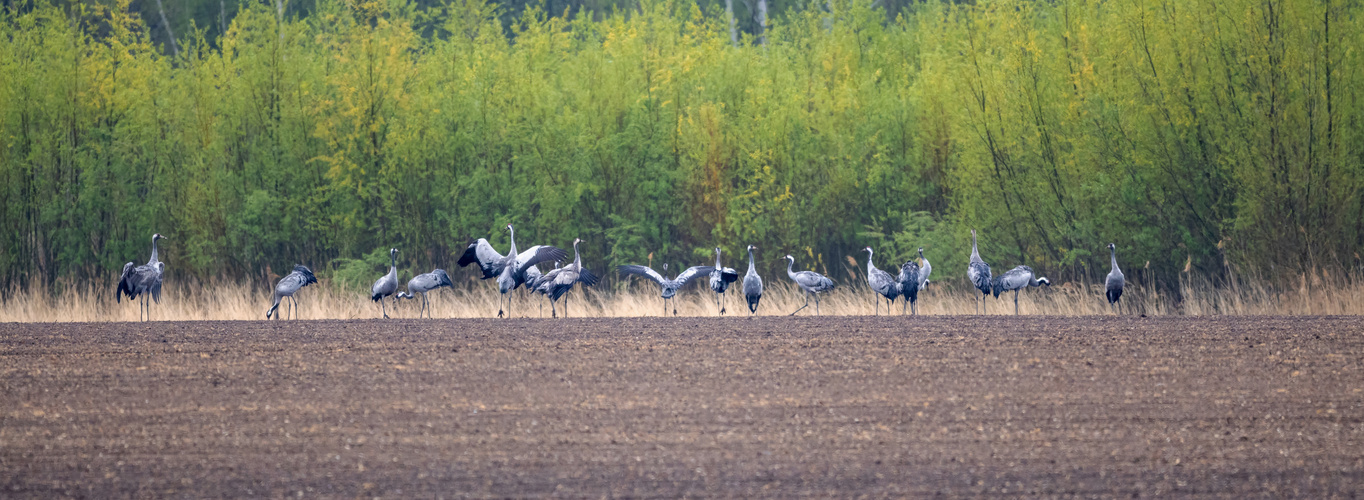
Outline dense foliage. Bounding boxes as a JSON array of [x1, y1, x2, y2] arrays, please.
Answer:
[[2, 0, 1361, 294]]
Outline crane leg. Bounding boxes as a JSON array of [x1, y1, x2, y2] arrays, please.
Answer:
[[1014, 290, 1020, 315], [874, 294, 879, 316], [565, 291, 570, 318], [790, 293, 810, 316], [815, 294, 821, 316]]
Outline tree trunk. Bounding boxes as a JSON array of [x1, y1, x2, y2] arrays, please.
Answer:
[[756, 0, 767, 47], [154, 0, 179, 57], [725, 0, 737, 46]]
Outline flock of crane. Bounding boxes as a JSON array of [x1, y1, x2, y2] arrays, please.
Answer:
[[114, 225, 1129, 321]]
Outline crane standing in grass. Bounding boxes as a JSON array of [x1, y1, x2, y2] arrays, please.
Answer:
[[266, 264, 317, 320], [862, 246, 899, 315], [397, 269, 453, 319], [967, 230, 993, 314], [1106, 243, 1125, 313], [618, 262, 715, 316], [708, 247, 740, 315], [916, 247, 931, 294], [743, 245, 763, 315], [371, 248, 400, 319], [990, 265, 1051, 315], [458, 224, 564, 318], [117, 233, 168, 322], [538, 238, 599, 318], [898, 258, 921, 315], [785, 255, 835, 316]]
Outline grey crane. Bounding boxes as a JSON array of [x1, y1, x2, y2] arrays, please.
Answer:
[[967, 229, 993, 314], [1106, 243, 1125, 313], [527, 261, 557, 317], [618, 262, 715, 316], [916, 247, 931, 292], [397, 269, 453, 319], [743, 245, 763, 315], [862, 246, 899, 315], [708, 247, 740, 315], [784, 255, 835, 316], [898, 258, 921, 315], [265, 264, 317, 320], [457, 224, 564, 318], [370, 248, 400, 319], [990, 265, 1051, 315], [117, 233, 168, 322], [537, 238, 600, 318]]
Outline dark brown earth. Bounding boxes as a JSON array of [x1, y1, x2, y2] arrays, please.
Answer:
[[2, 316, 1362, 497]]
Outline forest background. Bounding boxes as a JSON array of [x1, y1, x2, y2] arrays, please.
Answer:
[[2, 0, 1362, 303]]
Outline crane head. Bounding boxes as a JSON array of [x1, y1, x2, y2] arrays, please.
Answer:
[[152, 233, 166, 241], [1108, 242, 1116, 251], [784, 254, 794, 263], [715, 246, 721, 255], [862, 246, 872, 254]]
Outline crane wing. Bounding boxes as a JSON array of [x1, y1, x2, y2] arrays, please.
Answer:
[[576, 268, 600, 287], [675, 266, 716, 286], [457, 239, 505, 279], [719, 267, 739, 283], [618, 265, 666, 286], [149, 262, 165, 303], [293, 265, 318, 286], [515, 246, 567, 277], [117, 262, 136, 302]]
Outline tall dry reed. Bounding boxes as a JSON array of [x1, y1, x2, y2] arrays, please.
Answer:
[[3, 270, 1362, 322]]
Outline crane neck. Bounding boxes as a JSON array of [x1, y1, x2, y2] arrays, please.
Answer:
[[865, 250, 875, 273], [507, 227, 517, 257], [715, 250, 722, 268], [785, 258, 796, 278], [970, 234, 979, 259], [1110, 247, 1119, 272], [147, 237, 160, 265], [746, 248, 756, 273], [572, 240, 582, 267]]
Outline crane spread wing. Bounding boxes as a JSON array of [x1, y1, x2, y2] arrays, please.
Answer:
[[515, 246, 567, 276], [457, 239, 505, 279], [576, 268, 600, 287], [674, 266, 715, 286], [719, 268, 739, 283], [618, 265, 666, 286]]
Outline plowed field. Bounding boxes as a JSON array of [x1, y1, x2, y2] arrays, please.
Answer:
[[3, 316, 1362, 497]]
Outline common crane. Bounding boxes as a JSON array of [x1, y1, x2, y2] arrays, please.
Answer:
[[1106, 243, 1125, 313], [457, 224, 564, 318], [916, 247, 931, 292], [990, 265, 1050, 315], [743, 245, 763, 315], [618, 262, 715, 316], [116, 233, 168, 322], [898, 258, 921, 315], [265, 264, 317, 320], [967, 229, 993, 314], [784, 255, 835, 316], [397, 269, 453, 319], [708, 247, 740, 314], [370, 248, 400, 319], [862, 247, 899, 315], [537, 238, 599, 318]]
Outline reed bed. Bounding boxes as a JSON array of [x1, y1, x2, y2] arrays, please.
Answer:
[[3, 270, 1363, 322]]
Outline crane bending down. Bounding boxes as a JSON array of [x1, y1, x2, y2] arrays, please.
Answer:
[[990, 265, 1050, 315], [534, 238, 599, 318], [370, 248, 400, 319], [397, 269, 453, 319], [898, 258, 921, 315], [1106, 243, 1125, 314], [266, 264, 317, 320], [618, 262, 714, 316], [708, 247, 740, 315], [862, 247, 899, 315], [743, 245, 763, 315], [785, 255, 835, 316], [967, 229, 993, 314], [457, 224, 564, 318], [117, 233, 168, 322]]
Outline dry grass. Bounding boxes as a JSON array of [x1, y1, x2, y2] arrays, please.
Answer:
[[4, 269, 1363, 322]]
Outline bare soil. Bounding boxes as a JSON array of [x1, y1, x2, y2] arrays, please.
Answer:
[[2, 316, 1362, 497]]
